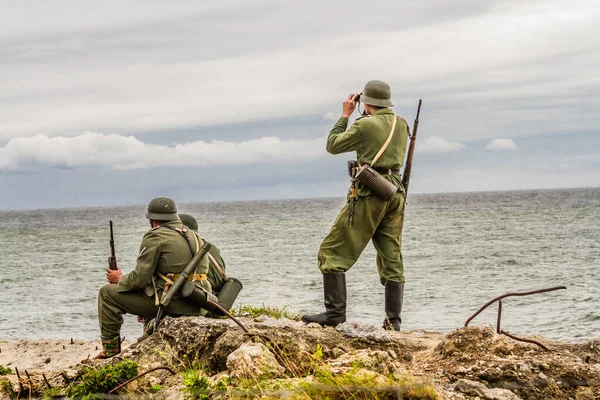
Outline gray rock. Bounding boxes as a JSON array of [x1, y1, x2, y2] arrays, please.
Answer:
[[226, 342, 285, 379], [335, 321, 389, 340], [454, 379, 522, 400]]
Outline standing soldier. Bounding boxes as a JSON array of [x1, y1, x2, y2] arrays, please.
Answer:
[[96, 197, 211, 359], [302, 80, 409, 331]]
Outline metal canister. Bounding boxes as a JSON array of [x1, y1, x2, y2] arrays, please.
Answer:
[[217, 277, 243, 311], [355, 165, 398, 201]]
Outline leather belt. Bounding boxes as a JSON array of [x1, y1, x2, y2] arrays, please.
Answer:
[[372, 167, 400, 175]]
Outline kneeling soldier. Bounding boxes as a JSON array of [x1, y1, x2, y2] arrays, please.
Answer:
[[96, 197, 211, 359]]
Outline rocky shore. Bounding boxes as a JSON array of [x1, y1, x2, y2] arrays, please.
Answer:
[[1, 315, 598, 399]]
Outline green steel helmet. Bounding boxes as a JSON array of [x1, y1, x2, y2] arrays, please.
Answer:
[[146, 197, 180, 221], [361, 80, 393, 107], [179, 213, 198, 232]]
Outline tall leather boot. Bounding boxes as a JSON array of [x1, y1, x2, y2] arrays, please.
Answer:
[[382, 282, 404, 331], [301, 273, 347, 327]]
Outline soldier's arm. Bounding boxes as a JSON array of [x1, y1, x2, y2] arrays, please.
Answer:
[[326, 118, 362, 155], [116, 232, 161, 292]]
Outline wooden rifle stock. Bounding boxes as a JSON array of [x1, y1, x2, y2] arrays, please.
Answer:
[[108, 221, 118, 270], [401, 99, 422, 195]]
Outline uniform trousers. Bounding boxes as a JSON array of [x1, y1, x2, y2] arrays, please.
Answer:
[[317, 191, 406, 285], [98, 284, 201, 338]]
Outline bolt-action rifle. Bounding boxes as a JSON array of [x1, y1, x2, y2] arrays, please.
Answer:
[[347, 160, 358, 227], [108, 221, 118, 270], [401, 99, 423, 195], [153, 242, 212, 333]]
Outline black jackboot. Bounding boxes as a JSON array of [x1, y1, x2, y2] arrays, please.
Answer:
[[382, 281, 404, 331], [301, 273, 347, 327]]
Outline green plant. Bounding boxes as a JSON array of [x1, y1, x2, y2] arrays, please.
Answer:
[[182, 369, 210, 400], [65, 359, 138, 398], [150, 384, 163, 393], [41, 386, 64, 399], [0, 366, 11, 376], [0, 379, 16, 400], [232, 304, 298, 320]]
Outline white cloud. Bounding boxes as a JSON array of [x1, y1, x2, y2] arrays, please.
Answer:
[[418, 136, 465, 153], [0, 133, 327, 171], [323, 112, 338, 121], [0, 0, 598, 142], [486, 138, 517, 151]]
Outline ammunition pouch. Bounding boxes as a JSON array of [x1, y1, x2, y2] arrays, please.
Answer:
[[355, 164, 398, 201], [181, 281, 218, 311]]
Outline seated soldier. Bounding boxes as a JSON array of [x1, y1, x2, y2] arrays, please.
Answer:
[[179, 213, 228, 295], [97, 197, 212, 359]]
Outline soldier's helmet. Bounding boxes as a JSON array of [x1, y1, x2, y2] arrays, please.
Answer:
[[361, 80, 393, 107], [146, 197, 180, 221], [179, 213, 198, 232]]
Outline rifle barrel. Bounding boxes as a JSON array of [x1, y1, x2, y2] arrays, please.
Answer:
[[401, 99, 422, 194]]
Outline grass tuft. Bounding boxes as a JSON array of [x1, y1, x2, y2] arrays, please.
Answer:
[[232, 303, 298, 320]]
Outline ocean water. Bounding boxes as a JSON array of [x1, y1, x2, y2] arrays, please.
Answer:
[[0, 188, 598, 343]]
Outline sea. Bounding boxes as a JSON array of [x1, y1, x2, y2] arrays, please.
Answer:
[[0, 187, 598, 343]]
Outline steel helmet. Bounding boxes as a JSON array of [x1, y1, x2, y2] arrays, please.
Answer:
[[360, 80, 393, 107], [146, 197, 180, 221], [179, 213, 198, 231]]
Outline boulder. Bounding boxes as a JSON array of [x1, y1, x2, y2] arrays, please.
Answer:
[[226, 342, 285, 379]]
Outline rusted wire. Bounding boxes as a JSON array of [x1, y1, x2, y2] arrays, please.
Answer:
[[108, 366, 176, 394], [500, 330, 550, 351], [465, 286, 566, 327], [209, 300, 250, 334], [464, 286, 567, 350]]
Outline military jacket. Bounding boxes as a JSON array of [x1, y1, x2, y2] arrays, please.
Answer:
[[205, 242, 226, 293], [326, 108, 409, 196], [117, 220, 209, 295]]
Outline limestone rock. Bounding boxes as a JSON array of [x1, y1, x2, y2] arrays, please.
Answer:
[[226, 342, 285, 379], [454, 379, 522, 400], [336, 321, 389, 341]]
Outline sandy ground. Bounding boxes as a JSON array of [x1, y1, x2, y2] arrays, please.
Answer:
[[0, 339, 134, 374]]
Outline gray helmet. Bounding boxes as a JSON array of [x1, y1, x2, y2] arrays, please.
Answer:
[[179, 213, 198, 232], [360, 80, 393, 107], [146, 197, 180, 221]]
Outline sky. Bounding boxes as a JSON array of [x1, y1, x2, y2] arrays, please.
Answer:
[[0, 0, 599, 210]]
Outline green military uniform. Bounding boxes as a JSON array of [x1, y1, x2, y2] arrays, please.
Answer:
[[97, 198, 211, 358], [179, 213, 227, 294], [302, 80, 409, 331], [319, 108, 409, 282]]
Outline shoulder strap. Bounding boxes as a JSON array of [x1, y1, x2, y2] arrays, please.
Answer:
[[164, 226, 197, 257], [370, 116, 397, 168]]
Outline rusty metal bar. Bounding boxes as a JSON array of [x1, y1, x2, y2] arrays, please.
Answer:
[[465, 286, 566, 327], [500, 330, 549, 351], [209, 301, 250, 334], [496, 299, 502, 334], [42, 373, 52, 389], [108, 366, 176, 394], [15, 367, 24, 392]]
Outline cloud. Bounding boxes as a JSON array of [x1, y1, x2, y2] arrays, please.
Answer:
[[0, 132, 327, 171], [486, 138, 517, 150], [418, 136, 465, 153], [323, 112, 338, 121], [0, 0, 598, 142]]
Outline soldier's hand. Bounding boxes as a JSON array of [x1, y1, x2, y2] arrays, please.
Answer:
[[342, 94, 358, 118], [106, 267, 123, 284]]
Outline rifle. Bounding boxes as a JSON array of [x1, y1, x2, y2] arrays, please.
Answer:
[[347, 160, 358, 227], [108, 221, 118, 270], [401, 99, 423, 195], [153, 242, 212, 333]]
